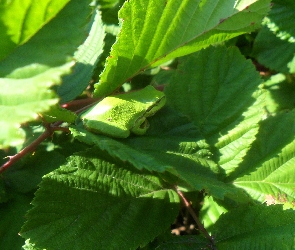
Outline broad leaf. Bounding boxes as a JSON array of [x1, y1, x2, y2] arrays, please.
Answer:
[[94, 0, 271, 97], [165, 46, 264, 176], [0, 194, 32, 250], [58, 10, 105, 103], [212, 205, 295, 249], [72, 107, 249, 201], [231, 110, 295, 205], [155, 235, 209, 250], [266, 0, 295, 41], [71, 108, 205, 173], [0, 0, 94, 149], [199, 196, 228, 232], [252, 0, 295, 73], [0, 0, 69, 61], [0, 0, 93, 78], [21, 149, 180, 250], [253, 26, 295, 73], [42, 105, 77, 123], [0, 63, 73, 149], [262, 73, 295, 113]]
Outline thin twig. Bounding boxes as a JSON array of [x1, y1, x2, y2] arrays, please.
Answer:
[[176, 187, 216, 249], [0, 125, 70, 174]]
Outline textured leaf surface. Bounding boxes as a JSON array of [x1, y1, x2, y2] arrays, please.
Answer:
[[213, 205, 295, 249], [3, 149, 67, 194], [156, 235, 209, 250], [231, 110, 295, 205], [72, 108, 248, 201], [253, 0, 295, 73], [165, 46, 264, 176], [0, 0, 91, 78], [0, 0, 93, 149], [266, 0, 295, 41], [0, 0, 69, 60], [42, 105, 77, 123], [253, 26, 295, 73], [94, 0, 271, 97], [0, 63, 73, 149], [262, 73, 295, 113], [21, 149, 180, 250], [199, 196, 228, 232], [58, 10, 105, 103]]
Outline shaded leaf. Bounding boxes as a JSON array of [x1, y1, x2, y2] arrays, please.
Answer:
[[231, 110, 295, 205], [212, 205, 295, 249], [42, 105, 77, 123], [58, 9, 105, 103], [253, 26, 295, 73], [199, 196, 228, 232], [252, 0, 295, 73], [0, 63, 73, 149], [156, 235, 209, 250], [72, 107, 250, 201], [266, 0, 295, 41], [0, 0, 94, 149], [262, 73, 295, 113], [0, 194, 32, 250], [0, 0, 69, 60], [0, 0, 92, 78], [165, 46, 264, 176]]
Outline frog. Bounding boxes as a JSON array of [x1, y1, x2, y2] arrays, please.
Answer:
[[80, 85, 166, 138]]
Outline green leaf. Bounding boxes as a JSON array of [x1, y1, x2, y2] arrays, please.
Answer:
[[265, 0, 295, 41], [252, 0, 295, 73], [42, 105, 77, 123], [0, 194, 32, 250], [71, 106, 207, 173], [0, 63, 73, 149], [71, 127, 171, 172], [0, 0, 94, 149], [0, 0, 92, 78], [199, 196, 228, 232], [253, 26, 295, 73], [212, 205, 295, 249], [165, 46, 264, 176], [58, 9, 105, 103], [0, 0, 69, 61], [21, 148, 180, 250], [155, 235, 209, 250], [73, 107, 249, 201], [94, 0, 271, 97], [0, 178, 9, 203], [230, 110, 295, 204], [263, 73, 295, 113], [3, 150, 67, 194]]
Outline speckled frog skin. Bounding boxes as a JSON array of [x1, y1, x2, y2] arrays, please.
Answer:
[[80, 85, 166, 138]]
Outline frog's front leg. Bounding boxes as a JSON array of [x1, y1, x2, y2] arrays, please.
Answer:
[[131, 117, 149, 135]]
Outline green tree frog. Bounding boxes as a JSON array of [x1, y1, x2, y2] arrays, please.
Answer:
[[80, 85, 166, 138]]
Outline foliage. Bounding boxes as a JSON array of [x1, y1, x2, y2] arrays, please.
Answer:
[[1, 0, 295, 249]]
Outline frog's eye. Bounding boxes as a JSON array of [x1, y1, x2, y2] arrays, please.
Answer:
[[145, 97, 166, 116]]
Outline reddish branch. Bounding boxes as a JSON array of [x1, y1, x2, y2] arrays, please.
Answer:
[[0, 124, 70, 174], [0, 97, 96, 174], [176, 188, 216, 249]]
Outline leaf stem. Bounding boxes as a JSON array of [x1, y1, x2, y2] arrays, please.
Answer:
[[176, 188, 216, 249], [0, 124, 69, 174]]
